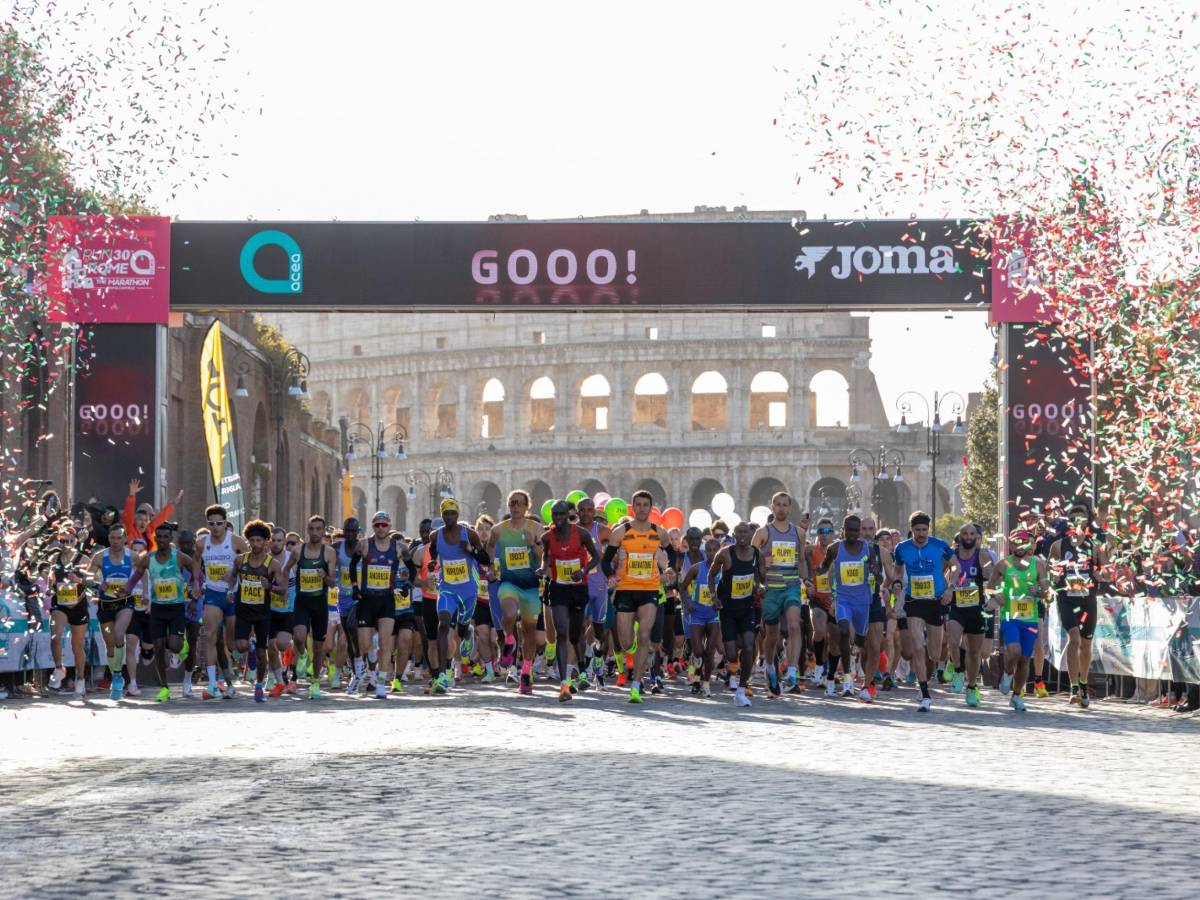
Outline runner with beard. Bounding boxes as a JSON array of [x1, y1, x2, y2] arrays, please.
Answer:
[[1049, 499, 1110, 709], [294, 516, 336, 699], [807, 518, 838, 686], [708, 521, 762, 708], [987, 528, 1049, 713], [87, 524, 135, 700], [753, 493, 808, 696], [891, 511, 954, 713], [945, 523, 994, 707]]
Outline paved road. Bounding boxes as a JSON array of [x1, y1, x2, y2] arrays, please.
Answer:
[[2, 678, 1197, 898]]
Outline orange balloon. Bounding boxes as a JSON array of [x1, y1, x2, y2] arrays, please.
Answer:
[[648, 507, 663, 526], [661, 507, 685, 530]]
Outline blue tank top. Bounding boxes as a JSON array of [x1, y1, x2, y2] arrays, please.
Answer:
[[831, 540, 872, 605], [436, 527, 478, 594], [335, 539, 359, 602], [361, 539, 399, 597], [271, 550, 295, 613], [99, 549, 134, 601]]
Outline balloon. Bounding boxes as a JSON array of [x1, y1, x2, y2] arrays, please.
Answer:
[[688, 509, 713, 530], [566, 490, 588, 506], [540, 499, 556, 523], [596, 498, 608, 511], [750, 505, 771, 526], [711, 492, 736, 518], [724, 512, 742, 528], [593, 492, 611, 505], [661, 507, 685, 530], [648, 507, 663, 526], [605, 498, 628, 524]]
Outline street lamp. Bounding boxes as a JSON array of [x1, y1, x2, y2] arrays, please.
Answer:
[[895, 390, 966, 536], [848, 445, 905, 516], [342, 418, 407, 513], [407, 466, 454, 517]]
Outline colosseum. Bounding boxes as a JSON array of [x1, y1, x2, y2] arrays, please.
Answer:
[[265, 209, 966, 534]]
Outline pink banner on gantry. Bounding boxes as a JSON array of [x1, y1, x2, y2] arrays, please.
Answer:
[[989, 215, 1058, 325], [45, 216, 170, 324]]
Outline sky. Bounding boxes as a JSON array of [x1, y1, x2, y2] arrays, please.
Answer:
[[43, 0, 999, 418]]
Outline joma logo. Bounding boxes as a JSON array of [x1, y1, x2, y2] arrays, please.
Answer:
[[794, 244, 957, 280]]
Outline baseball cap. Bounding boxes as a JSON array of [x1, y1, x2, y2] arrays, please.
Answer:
[[440, 497, 460, 515], [371, 510, 391, 525], [342, 517, 360, 532], [136, 503, 155, 516]]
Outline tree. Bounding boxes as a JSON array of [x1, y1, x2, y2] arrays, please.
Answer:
[[960, 372, 999, 536], [935, 512, 967, 541]]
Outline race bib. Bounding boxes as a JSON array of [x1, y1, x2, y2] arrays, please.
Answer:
[[105, 575, 127, 596], [1010, 598, 1035, 620], [240, 581, 265, 605], [327, 586, 339, 605], [299, 570, 324, 593], [153, 580, 180, 602], [56, 583, 80, 605], [504, 547, 531, 570], [698, 586, 713, 607], [954, 587, 980, 607], [477, 578, 489, 601], [339, 569, 351, 588], [815, 573, 831, 593], [394, 589, 411, 611], [366, 564, 391, 589], [443, 560, 469, 584], [270, 591, 289, 611], [731, 574, 754, 599], [627, 553, 655, 580], [133, 590, 149, 612], [909, 575, 935, 599], [555, 557, 581, 584], [770, 542, 797, 567], [839, 561, 865, 586], [1065, 574, 1090, 597], [205, 563, 230, 583]]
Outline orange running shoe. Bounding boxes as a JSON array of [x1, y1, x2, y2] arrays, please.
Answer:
[[616, 671, 628, 687], [269, 683, 285, 698], [558, 683, 572, 703]]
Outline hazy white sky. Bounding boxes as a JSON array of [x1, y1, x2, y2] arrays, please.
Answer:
[[79, 1, 1001, 415]]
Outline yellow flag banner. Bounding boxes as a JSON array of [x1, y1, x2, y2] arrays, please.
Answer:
[[199, 321, 246, 530]]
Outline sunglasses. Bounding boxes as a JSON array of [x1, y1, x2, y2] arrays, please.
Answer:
[[207, 520, 225, 527], [373, 522, 390, 528], [817, 528, 834, 535]]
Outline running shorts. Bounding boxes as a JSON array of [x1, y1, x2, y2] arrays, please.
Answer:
[[437, 591, 476, 625], [127, 610, 150, 641], [548, 582, 589, 610], [356, 591, 393, 628], [1000, 618, 1038, 657], [499, 582, 541, 621], [149, 604, 186, 641], [203, 586, 236, 618], [235, 612, 269, 647], [97, 598, 131, 625], [52, 600, 89, 628], [948, 603, 986, 636], [719, 598, 759, 643], [761, 583, 804, 625], [472, 599, 493, 628], [269, 610, 294, 637], [1056, 594, 1098, 641], [294, 593, 330, 643], [904, 597, 945, 627], [613, 590, 659, 613], [585, 576, 608, 623], [836, 598, 870, 638]]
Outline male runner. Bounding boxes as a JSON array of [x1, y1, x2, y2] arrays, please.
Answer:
[[333, 518, 363, 691], [807, 517, 838, 685], [123, 537, 150, 696], [354, 511, 404, 698], [48, 528, 88, 697], [678, 534, 722, 697], [891, 511, 954, 712], [267, 525, 299, 696], [230, 520, 286, 702], [540, 500, 602, 702], [390, 528, 417, 692], [821, 514, 885, 702], [753, 493, 808, 695], [192, 505, 247, 700], [177, 529, 201, 697], [87, 523, 135, 700], [945, 523, 994, 706], [1049, 499, 1110, 709], [486, 492, 543, 695], [293, 515, 336, 699], [577, 498, 611, 685], [423, 499, 490, 695], [125, 522, 197, 702], [708, 521, 762, 708], [988, 528, 1049, 712]]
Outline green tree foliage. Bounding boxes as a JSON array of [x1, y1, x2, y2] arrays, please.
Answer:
[[960, 373, 999, 536]]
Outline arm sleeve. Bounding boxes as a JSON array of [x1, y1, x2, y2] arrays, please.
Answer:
[[471, 545, 491, 567], [601, 544, 619, 577]]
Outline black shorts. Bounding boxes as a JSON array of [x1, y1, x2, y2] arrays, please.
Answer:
[[948, 603, 986, 635], [548, 582, 588, 610], [1056, 594, 1098, 640], [97, 598, 131, 625], [719, 599, 759, 643], [269, 610, 294, 637], [421, 597, 440, 639], [471, 598, 492, 627], [904, 597, 945, 627], [651, 602, 665, 645], [293, 593, 330, 643], [235, 608, 269, 645], [52, 601, 89, 627], [356, 591, 393, 628], [614, 590, 659, 613], [127, 609, 150, 640], [393, 612, 415, 632], [149, 603, 186, 641]]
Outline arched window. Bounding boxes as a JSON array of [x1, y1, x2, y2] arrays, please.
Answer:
[[579, 373, 611, 432], [809, 370, 849, 428], [750, 370, 789, 430], [633, 372, 668, 429], [344, 388, 370, 428], [690, 370, 728, 431], [384, 385, 411, 439], [634, 478, 667, 508], [690, 477, 726, 514], [526, 479, 553, 519], [481, 377, 505, 438], [529, 376, 556, 433], [432, 384, 457, 439], [749, 476, 788, 512], [808, 477, 848, 523]]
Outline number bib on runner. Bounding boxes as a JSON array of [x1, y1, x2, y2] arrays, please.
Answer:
[[1010, 598, 1035, 620], [270, 591, 289, 611], [206, 563, 229, 583], [815, 573, 831, 594], [299, 570, 324, 593], [909, 576, 935, 599], [105, 575, 127, 597], [504, 547, 531, 570], [555, 558, 581, 584], [327, 586, 338, 606], [240, 581, 265, 605], [56, 583, 80, 606], [954, 587, 980, 607], [366, 565, 391, 590], [1065, 574, 1090, 597], [394, 589, 411, 612], [154, 580, 180, 603], [839, 561, 865, 587], [771, 542, 796, 567], [339, 569, 351, 589], [627, 553, 655, 581], [698, 586, 713, 607], [133, 590, 149, 612], [443, 560, 469, 584], [731, 574, 754, 599]]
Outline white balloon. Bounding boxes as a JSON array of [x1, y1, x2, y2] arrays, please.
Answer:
[[711, 492, 735, 517], [688, 509, 713, 529], [724, 512, 742, 528], [750, 505, 771, 526]]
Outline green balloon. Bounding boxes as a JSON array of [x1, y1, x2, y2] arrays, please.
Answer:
[[540, 499, 556, 523], [605, 497, 628, 524], [566, 489, 588, 506]]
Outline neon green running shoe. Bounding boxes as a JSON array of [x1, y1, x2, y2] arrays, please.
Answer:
[[297, 652, 310, 679], [545, 641, 557, 663], [944, 659, 957, 678], [155, 686, 170, 703], [308, 682, 320, 700], [179, 635, 189, 662], [391, 677, 406, 694], [965, 686, 981, 707], [628, 685, 643, 704]]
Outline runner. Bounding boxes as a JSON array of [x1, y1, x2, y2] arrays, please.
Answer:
[[47, 527, 88, 697], [123, 537, 150, 696], [390, 528, 417, 692], [988, 528, 1049, 712], [176, 529, 202, 698], [267, 526, 299, 697], [192, 505, 248, 700], [821, 514, 885, 702], [293, 515, 336, 699], [540, 500, 602, 702], [125, 522, 198, 702], [472, 515, 500, 684], [1049, 499, 1110, 709], [121, 478, 182, 550], [424, 499, 489, 695], [677, 533, 722, 698], [806, 517, 838, 686], [945, 522, 994, 707], [707, 521, 762, 708], [412, 518, 442, 692], [576, 498, 611, 686], [87, 523, 135, 700], [354, 511, 403, 699], [333, 518, 363, 691], [486, 491, 543, 696], [891, 511, 954, 712], [230, 520, 286, 702], [753, 493, 809, 696]]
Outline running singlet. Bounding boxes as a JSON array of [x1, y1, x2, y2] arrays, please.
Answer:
[[616, 526, 663, 592], [1001, 555, 1039, 621], [831, 541, 871, 605], [202, 529, 236, 591], [148, 549, 186, 605], [587, 521, 611, 590], [545, 526, 590, 585], [100, 549, 134, 601], [494, 522, 538, 588], [764, 521, 802, 589], [270, 550, 294, 612], [360, 539, 399, 598], [953, 548, 983, 607], [810, 544, 833, 597], [417, 545, 439, 601], [297, 545, 330, 598], [681, 552, 714, 608], [53, 556, 83, 607], [1055, 534, 1096, 599], [394, 551, 413, 613], [236, 554, 272, 607], [335, 540, 359, 604], [436, 528, 478, 595], [893, 537, 953, 599], [716, 548, 759, 603]]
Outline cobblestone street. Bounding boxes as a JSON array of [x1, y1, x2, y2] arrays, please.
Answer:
[[2, 679, 1197, 898]]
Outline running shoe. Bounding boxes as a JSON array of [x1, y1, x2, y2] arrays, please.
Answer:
[[48, 667, 65, 690], [690, 681, 702, 695], [951, 671, 965, 694], [999, 673, 1013, 695], [480, 670, 496, 684], [905, 670, 917, 686], [965, 686, 981, 707], [182, 679, 194, 699], [744, 684, 754, 697], [1070, 692, 1081, 706], [110, 674, 124, 701], [98, 676, 112, 691], [500, 638, 515, 668], [767, 669, 781, 697], [917, 697, 931, 713], [460, 624, 475, 659], [650, 677, 664, 695], [1034, 681, 1049, 698], [841, 675, 855, 697], [735, 690, 751, 708], [296, 652, 310, 679], [222, 681, 236, 700], [867, 683, 878, 700], [347, 674, 361, 694], [558, 683, 572, 703], [156, 686, 170, 703], [1079, 688, 1090, 709], [616, 671, 628, 687], [859, 687, 873, 703], [471, 663, 484, 677], [432, 674, 448, 695], [392, 678, 407, 694], [1010, 694, 1027, 712], [179, 635, 190, 662], [285, 681, 297, 694], [783, 672, 798, 692], [825, 680, 838, 698], [519, 673, 533, 696], [568, 678, 578, 696], [126, 683, 142, 697], [254, 684, 265, 703], [269, 682, 285, 698], [576, 674, 590, 692], [807, 664, 825, 685], [74, 680, 86, 699], [506, 667, 519, 686], [309, 683, 321, 700], [375, 681, 388, 699], [326, 661, 337, 683], [701, 683, 712, 698], [628, 684, 643, 704], [881, 674, 895, 691], [944, 659, 957, 679]]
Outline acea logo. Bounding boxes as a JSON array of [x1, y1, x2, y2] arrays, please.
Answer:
[[239, 230, 303, 294]]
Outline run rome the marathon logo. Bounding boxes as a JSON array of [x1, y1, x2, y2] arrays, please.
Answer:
[[239, 230, 303, 294], [793, 243, 957, 280]]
